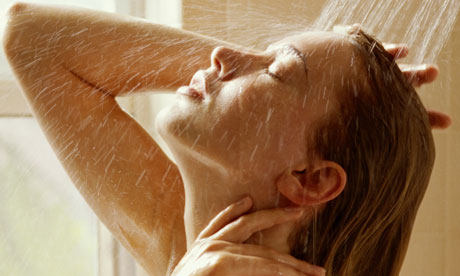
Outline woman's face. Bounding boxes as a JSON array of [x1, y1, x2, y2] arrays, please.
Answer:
[[157, 31, 358, 179]]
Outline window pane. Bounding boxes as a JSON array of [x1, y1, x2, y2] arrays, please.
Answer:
[[0, 118, 97, 276]]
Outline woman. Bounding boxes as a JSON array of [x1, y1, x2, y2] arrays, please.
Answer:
[[3, 2, 450, 276]]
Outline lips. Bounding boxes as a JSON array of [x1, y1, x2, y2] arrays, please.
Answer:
[[177, 70, 212, 100]]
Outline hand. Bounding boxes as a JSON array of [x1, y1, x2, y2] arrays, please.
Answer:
[[171, 197, 326, 276], [384, 44, 452, 129]]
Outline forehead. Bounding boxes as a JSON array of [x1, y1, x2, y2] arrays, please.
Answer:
[[271, 32, 364, 119], [271, 31, 361, 84], [269, 31, 353, 55]]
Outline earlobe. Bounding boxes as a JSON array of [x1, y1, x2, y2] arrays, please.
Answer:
[[276, 161, 347, 206]]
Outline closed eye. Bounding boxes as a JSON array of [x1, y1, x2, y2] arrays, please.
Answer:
[[265, 68, 282, 80]]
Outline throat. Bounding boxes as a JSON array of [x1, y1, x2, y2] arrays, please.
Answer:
[[171, 149, 299, 254], [179, 168, 296, 255]]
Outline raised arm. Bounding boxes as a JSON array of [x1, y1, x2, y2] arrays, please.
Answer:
[[4, 2, 237, 96], [3, 2, 236, 275]]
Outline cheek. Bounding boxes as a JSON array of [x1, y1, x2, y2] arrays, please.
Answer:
[[200, 77, 307, 161], [212, 77, 275, 130], [239, 99, 307, 162]]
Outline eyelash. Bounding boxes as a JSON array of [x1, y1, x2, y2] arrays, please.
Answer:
[[265, 68, 281, 80]]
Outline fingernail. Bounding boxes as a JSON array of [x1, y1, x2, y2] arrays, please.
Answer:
[[284, 206, 303, 213], [236, 196, 250, 206], [386, 43, 397, 48], [307, 267, 326, 276], [319, 268, 326, 276], [412, 64, 428, 70]]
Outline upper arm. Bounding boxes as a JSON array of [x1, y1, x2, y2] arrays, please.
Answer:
[[16, 64, 186, 275], [4, 4, 186, 275]]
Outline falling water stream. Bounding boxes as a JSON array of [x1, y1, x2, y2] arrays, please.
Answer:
[[1, 0, 459, 275], [183, 0, 459, 64], [313, 0, 460, 64]]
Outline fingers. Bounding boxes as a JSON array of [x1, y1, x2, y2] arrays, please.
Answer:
[[399, 64, 439, 87], [226, 254, 322, 276], [397, 64, 451, 130], [383, 44, 439, 86], [383, 44, 451, 130], [428, 110, 452, 129], [198, 196, 253, 239], [213, 207, 304, 243], [195, 201, 325, 276], [223, 243, 326, 276], [383, 43, 409, 59]]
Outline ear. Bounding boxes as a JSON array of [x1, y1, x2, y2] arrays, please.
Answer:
[[276, 160, 347, 206]]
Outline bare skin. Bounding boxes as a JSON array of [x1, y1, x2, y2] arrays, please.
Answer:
[[3, 2, 450, 276], [171, 197, 326, 276]]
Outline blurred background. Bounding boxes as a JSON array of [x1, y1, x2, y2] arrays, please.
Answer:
[[0, 0, 458, 275]]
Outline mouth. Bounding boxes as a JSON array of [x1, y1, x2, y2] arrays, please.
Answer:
[[177, 70, 211, 100]]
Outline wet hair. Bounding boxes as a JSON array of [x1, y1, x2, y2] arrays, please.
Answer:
[[290, 26, 435, 276]]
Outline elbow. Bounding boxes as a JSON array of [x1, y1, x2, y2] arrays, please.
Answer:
[[3, 2, 28, 58], [3, 2, 38, 65], [7, 2, 29, 16]]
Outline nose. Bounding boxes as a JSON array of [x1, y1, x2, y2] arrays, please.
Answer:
[[211, 46, 261, 81]]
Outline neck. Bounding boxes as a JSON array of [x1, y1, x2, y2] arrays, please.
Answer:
[[173, 152, 302, 255]]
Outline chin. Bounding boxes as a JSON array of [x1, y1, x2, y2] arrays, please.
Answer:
[[155, 105, 174, 140], [155, 100, 251, 174], [155, 104, 205, 155]]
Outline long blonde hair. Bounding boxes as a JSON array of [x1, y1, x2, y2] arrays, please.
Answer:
[[291, 27, 435, 276]]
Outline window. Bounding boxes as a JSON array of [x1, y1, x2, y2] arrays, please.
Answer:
[[0, 118, 98, 276], [0, 0, 112, 274], [0, 0, 180, 275]]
